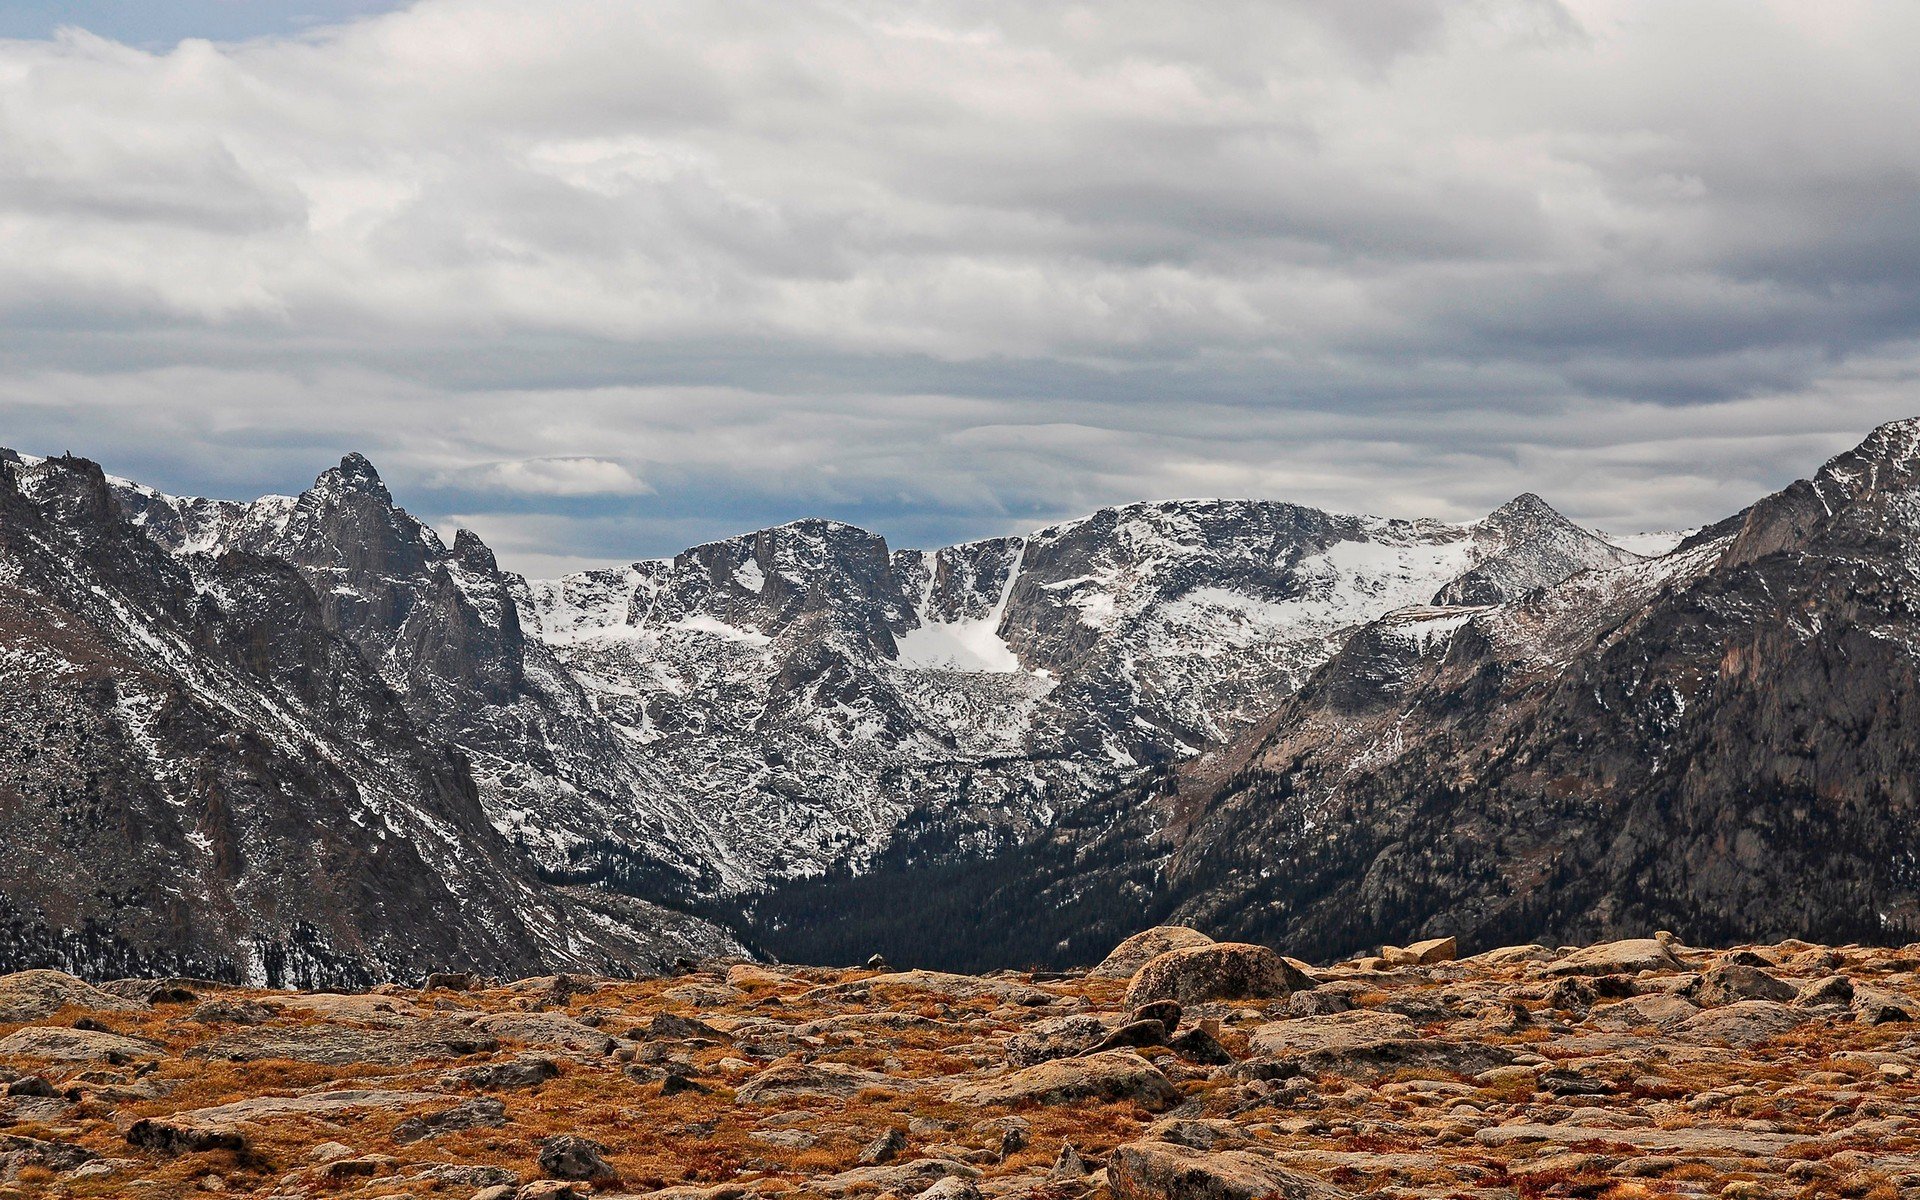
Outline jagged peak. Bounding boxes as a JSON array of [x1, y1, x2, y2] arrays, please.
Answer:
[[1827, 417, 1920, 477], [1481, 491, 1573, 533], [451, 528, 499, 574], [313, 452, 391, 503]]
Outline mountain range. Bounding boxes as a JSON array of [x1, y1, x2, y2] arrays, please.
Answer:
[[1, 420, 1914, 984]]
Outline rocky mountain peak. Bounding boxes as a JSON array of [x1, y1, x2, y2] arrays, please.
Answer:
[[322, 452, 391, 502]]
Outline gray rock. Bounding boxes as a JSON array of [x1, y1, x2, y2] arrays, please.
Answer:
[[1125, 944, 1312, 1009], [0, 971, 146, 1022], [1544, 939, 1682, 977], [444, 1053, 561, 1090], [0, 1133, 96, 1181], [1692, 964, 1796, 1006], [735, 1061, 896, 1104], [0, 1026, 162, 1063], [124, 1118, 248, 1155], [1091, 927, 1218, 980], [1109, 1140, 1350, 1200], [473, 1012, 615, 1055], [948, 1049, 1180, 1110], [392, 1097, 509, 1143], [538, 1133, 614, 1181], [1007, 1015, 1110, 1067]]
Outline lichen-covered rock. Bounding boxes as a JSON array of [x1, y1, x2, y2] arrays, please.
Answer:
[[1091, 927, 1218, 980], [735, 1061, 897, 1104], [948, 1050, 1179, 1110], [1692, 964, 1796, 1006], [0, 971, 146, 1022], [1109, 1140, 1350, 1200], [1125, 944, 1311, 1009], [0, 1026, 162, 1063], [1545, 939, 1682, 977]]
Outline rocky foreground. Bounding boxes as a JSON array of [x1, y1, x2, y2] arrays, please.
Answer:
[[1, 930, 1918, 1199]]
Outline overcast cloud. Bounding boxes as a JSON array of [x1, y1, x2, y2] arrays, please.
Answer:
[[4, 1, 1920, 575]]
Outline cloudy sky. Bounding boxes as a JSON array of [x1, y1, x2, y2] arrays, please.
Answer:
[[4, 1, 1919, 575]]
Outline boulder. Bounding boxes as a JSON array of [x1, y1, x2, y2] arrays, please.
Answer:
[[0, 1026, 162, 1063], [176, 1089, 440, 1126], [538, 1133, 615, 1182], [125, 1118, 248, 1155], [1130, 1000, 1183, 1031], [948, 1049, 1180, 1110], [1405, 937, 1458, 964], [1006, 1015, 1110, 1067], [1545, 939, 1681, 977], [1091, 927, 1218, 980], [735, 1061, 896, 1104], [0, 971, 145, 1022], [392, 1097, 508, 1143], [1125, 944, 1311, 1009], [473, 1012, 615, 1055], [1248, 1010, 1511, 1079], [1250, 1010, 1416, 1056], [1109, 1140, 1350, 1200], [1674, 1000, 1808, 1046], [1692, 964, 1796, 1006], [1795, 975, 1855, 1007], [444, 1053, 561, 1091], [915, 1176, 981, 1200], [1090, 1018, 1170, 1054], [189, 999, 277, 1025], [0, 1133, 95, 1180]]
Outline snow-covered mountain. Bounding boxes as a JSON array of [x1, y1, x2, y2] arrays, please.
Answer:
[[520, 491, 1641, 894], [764, 419, 1920, 970], [0, 439, 1666, 981], [0, 451, 737, 985]]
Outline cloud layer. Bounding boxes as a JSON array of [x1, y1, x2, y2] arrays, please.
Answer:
[[4, 1, 1920, 574]]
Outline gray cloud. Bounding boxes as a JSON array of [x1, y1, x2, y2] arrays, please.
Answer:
[[2, 1, 1919, 573]]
